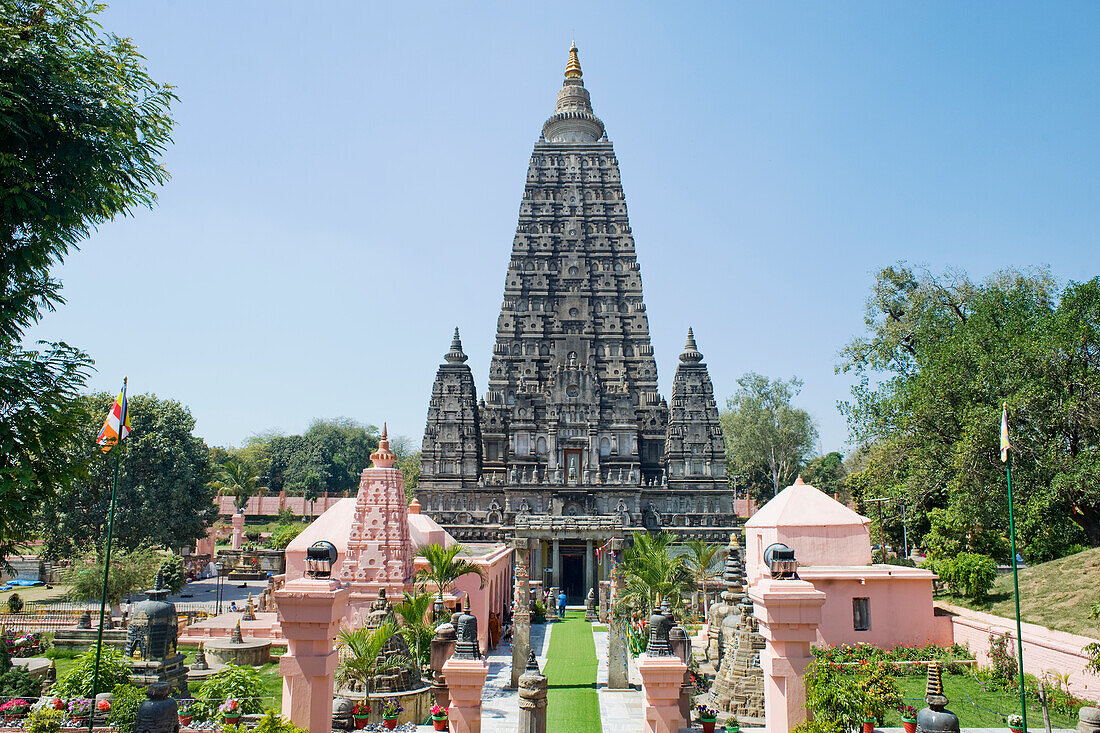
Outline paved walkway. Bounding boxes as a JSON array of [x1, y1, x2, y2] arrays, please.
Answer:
[[593, 621, 644, 732], [479, 614, 554, 733]]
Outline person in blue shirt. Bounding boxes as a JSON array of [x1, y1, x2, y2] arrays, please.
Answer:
[[557, 590, 567, 619]]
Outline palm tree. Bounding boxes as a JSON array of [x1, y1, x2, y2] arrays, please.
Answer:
[[336, 622, 416, 693], [614, 532, 693, 621], [210, 457, 259, 512], [415, 543, 485, 602], [683, 537, 724, 623], [393, 591, 435, 669]]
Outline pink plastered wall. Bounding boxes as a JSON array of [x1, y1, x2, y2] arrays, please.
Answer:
[[744, 524, 873, 585], [217, 494, 345, 517], [799, 567, 947, 649], [429, 544, 514, 654], [938, 603, 1100, 701]]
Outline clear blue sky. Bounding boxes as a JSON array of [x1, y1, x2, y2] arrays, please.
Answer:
[[26, 1, 1100, 454]]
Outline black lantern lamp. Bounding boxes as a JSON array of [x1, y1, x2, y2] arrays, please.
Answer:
[[763, 543, 798, 580], [645, 597, 674, 656], [306, 540, 338, 578]]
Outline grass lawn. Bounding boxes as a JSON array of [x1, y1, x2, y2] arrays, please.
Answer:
[[895, 673, 1079, 729], [544, 613, 601, 733], [0, 583, 71, 606], [940, 547, 1100, 639]]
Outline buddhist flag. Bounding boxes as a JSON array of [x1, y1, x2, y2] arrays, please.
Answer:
[[1000, 401, 1012, 463], [96, 379, 130, 452]]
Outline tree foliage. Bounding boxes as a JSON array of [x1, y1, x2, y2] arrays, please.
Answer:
[[62, 546, 161, 605], [210, 456, 259, 511], [799, 451, 850, 502], [839, 264, 1100, 561], [0, 1, 174, 559], [720, 372, 818, 501], [613, 533, 693, 620], [414, 543, 485, 600], [259, 418, 379, 498], [51, 646, 131, 698], [40, 393, 215, 559]]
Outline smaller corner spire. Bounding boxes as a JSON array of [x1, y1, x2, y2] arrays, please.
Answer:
[[680, 327, 703, 363], [445, 326, 468, 364], [565, 41, 582, 79], [371, 422, 396, 468]]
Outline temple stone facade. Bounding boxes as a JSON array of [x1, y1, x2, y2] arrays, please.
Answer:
[[418, 44, 735, 549]]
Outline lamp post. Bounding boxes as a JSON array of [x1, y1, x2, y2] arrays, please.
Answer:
[[215, 561, 224, 615]]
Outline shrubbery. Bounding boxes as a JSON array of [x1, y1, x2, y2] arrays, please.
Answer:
[[192, 664, 265, 720], [804, 656, 900, 728], [812, 642, 973, 676], [269, 523, 305, 549], [107, 683, 146, 733], [6, 593, 24, 613], [51, 646, 131, 698], [157, 554, 186, 594], [933, 552, 997, 600]]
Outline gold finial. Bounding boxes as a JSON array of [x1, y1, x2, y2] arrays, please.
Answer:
[[565, 41, 582, 79]]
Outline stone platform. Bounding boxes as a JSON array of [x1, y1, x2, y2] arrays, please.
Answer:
[[178, 611, 285, 647], [204, 637, 271, 666]]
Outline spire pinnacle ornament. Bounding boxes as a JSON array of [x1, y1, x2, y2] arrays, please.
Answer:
[[565, 41, 582, 79]]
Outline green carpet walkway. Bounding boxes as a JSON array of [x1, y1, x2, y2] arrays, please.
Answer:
[[544, 611, 602, 733]]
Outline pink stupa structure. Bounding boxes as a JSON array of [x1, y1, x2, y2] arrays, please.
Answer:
[[336, 424, 415, 620]]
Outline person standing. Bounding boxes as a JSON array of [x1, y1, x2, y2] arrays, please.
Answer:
[[557, 589, 567, 619]]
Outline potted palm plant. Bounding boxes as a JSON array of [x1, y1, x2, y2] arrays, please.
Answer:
[[380, 698, 404, 730], [430, 703, 448, 731], [415, 542, 486, 613], [350, 700, 370, 729]]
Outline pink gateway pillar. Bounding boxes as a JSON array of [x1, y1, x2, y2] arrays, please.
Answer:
[[231, 511, 245, 550], [442, 655, 490, 733], [749, 578, 826, 733], [275, 576, 350, 733], [636, 653, 688, 733]]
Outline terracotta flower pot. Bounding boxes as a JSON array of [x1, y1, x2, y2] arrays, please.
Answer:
[[179, 713, 194, 726], [701, 719, 716, 733], [223, 715, 241, 725], [4, 713, 22, 723], [433, 716, 448, 731], [1009, 727, 1024, 733], [863, 720, 876, 733], [902, 719, 917, 733], [383, 716, 398, 730], [353, 715, 369, 729]]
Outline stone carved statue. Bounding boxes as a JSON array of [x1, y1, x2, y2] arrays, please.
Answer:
[[453, 597, 480, 660], [132, 682, 179, 733], [646, 600, 674, 657]]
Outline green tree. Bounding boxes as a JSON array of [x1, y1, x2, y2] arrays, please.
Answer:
[[393, 591, 435, 669], [800, 451, 849, 501], [211, 456, 259, 512], [335, 623, 417, 694], [721, 372, 819, 501], [414, 543, 485, 601], [0, 1, 174, 560], [39, 393, 215, 559], [614, 532, 693, 620], [840, 265, 1100, 561], [682, 538, 723, 622], [389, 434, 421, 499], [63, 547, 161, 606]]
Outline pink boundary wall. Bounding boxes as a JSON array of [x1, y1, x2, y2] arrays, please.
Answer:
[[937, 602, 1100, 699], [217, 494, 345, 517]]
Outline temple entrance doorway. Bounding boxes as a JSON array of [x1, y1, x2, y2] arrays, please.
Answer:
[[561, 552, 584, 604]]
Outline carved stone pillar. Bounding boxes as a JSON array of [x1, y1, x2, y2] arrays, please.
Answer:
[[547, 429, 558, 470], [551, 540, 561, 588], [429, 622, 457, 710], [517, 652, 548, 733], [585, 539, 595, 593], [607, 540, 630, 689], [510, 538, 531, 689]]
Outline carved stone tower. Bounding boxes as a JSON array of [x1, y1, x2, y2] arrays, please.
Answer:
[[417, 44, 736, 541]]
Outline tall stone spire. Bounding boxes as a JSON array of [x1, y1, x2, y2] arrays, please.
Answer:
[[542, 42, 605, 143], [445, 327, 468, 364], [665, 328, 726, 490], [680, 328, 703, 363]]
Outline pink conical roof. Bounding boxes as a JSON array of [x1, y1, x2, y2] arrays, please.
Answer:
[[745, 476, 870, 529]]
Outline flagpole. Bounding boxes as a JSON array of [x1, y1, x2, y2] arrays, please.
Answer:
[[89, 378, 125, 732], [1006, 449, 1028, 732]]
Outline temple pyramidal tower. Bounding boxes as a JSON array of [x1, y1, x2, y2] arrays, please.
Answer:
[[419, 45, 733, 546]]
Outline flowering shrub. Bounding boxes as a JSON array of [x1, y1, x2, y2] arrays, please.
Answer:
[[430, 704, 447, 718], [351, 701, 371, 716], [67, 699, 92, 717], [96, 699, 110, 712], [0, 698, 30, 715], [812, 642, 972, 676], [178, 698, 196, 714], [898, 705, 918, 721], [379, 698, 404, 718]]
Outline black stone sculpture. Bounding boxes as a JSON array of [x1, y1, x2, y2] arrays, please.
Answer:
[[646, 598, 674, 656], [453, 596, 481, 660], [132, 682, 179, 733], [916, 661, 960, 733]]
